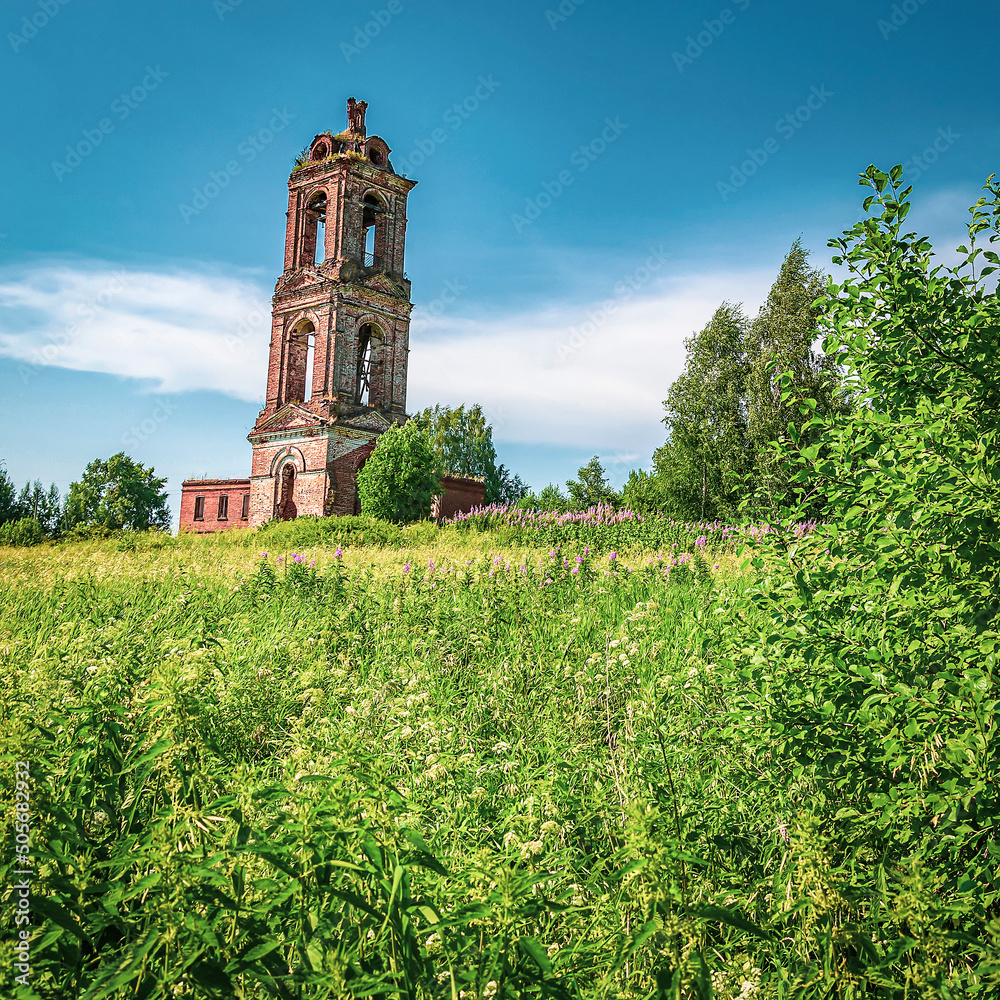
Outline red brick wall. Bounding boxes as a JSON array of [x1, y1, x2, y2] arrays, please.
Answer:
[[435, 475, 486, 521], [327, 440, 376, 516], [247, 432, 378, 526], [179, 479, 251, 534]]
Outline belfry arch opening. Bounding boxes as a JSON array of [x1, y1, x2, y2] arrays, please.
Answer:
[[355, 323, 382, 406], [305, 191, 327, 266], [362, 193, 387, 269], [285, 319, 316, 404]]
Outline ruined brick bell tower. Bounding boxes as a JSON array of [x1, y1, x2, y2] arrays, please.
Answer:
[[247, 99, 417, 525]]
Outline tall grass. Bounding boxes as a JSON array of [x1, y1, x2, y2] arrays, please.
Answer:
[[0, 526, 995, 997]]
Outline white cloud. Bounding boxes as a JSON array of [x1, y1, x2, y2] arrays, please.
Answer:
[[0, 261, 270, 401], [0, 259, 775, 449], [408, 270, 774, 449]]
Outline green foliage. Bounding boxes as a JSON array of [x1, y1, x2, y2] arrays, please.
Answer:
[[292, 142, 315, 170], [621, 468, 668, 515], [712, 166, 1000, 995], [491, 463, 531, 506], [65, 452, 170, 532], [115, 529, 178, 553], [259, 514, 405, 548], [400, 519, 441, 547], [537, 482, 571, 513], [656, 302, 751, 520], [0, 461, 18, 524], [0, 466, 62, 535], [3, 524, 996, 997], [566, 455, 618, 509], [13, 480, 63, 535], [0, 516, 46, 546], [411, 403, 528, 504], [356, 423, 442, 524], [60, 522, 122, 542], [744, 237, 852, 515], [412, 403, 494, 480], [652, 245, 852, 521]]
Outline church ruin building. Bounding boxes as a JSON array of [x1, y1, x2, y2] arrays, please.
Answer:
[[179, 100, 484, 532]]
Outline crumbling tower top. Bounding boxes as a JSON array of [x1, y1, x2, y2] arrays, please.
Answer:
[[302, 98, 397, 173], [346, 97, 367, 137]]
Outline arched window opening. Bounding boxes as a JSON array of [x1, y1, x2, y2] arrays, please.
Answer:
[[286, 319, 316, 404], [316, 218, 326, 265], [356, 323, 382, 406], [277, 464, 297, 521], [362, 193, 387, 270], [304, 191, 327, 266], [303, 331, 316, 402], [369, 147, 383, 166]]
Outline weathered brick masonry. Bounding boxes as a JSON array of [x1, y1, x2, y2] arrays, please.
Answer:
[[179, 479, 251, 533], [434, 476, 486, 521], [179, 99, 484, 533]]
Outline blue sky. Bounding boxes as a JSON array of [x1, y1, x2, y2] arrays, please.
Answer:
[[0, 0, 996, 521]]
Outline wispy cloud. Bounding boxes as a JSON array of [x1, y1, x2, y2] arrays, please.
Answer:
[[0, 260, 270, 400], [408, 270, 774, 449], [0, 258, 775, 450]]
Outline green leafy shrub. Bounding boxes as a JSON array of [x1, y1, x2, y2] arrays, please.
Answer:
[[714, 166, 1000, 991], [400, 519, 440, 546], [58, 523, 119, 542], [0, 516, 46, 546], [356, 422, 441, 524], [259, 513, 404, 548]]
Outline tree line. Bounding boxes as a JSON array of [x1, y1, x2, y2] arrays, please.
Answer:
[[0, 231, 902, 534], [0, 454, 170, 543], [514, 239, 854, 518]]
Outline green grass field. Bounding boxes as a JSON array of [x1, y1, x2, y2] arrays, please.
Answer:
[[1, 525, 996, 998]]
